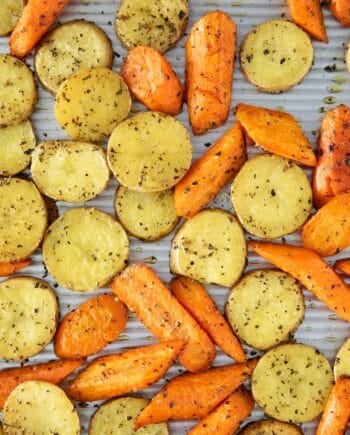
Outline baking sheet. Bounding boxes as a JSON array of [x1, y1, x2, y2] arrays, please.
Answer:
[[1, 0, 350, 433]]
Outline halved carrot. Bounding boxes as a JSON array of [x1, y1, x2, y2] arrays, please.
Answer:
[[316, 377, 350, 435], [188, 387, 254, 435], [0, 359, 84, 409], [0, 259, 30, 277], [54, 294, 128, 359], [287, 0, 328, 42], [186, 11, 236, 135], [335, 259, 350, 276], [135, 359, 257, 428], [121, 45, 183, 116], [9, 0, 70, 58], [235, 103, 316, 167], [329, 0, 350, 26], [110, 264, 216, 373], [249, 241, 350, 321], [67, 340, 184, 402], [174, 123, 246, 219], [169, 276, 246, 362]]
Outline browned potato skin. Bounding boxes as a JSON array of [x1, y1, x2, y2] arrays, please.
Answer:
[[239, 419, 303, 434]]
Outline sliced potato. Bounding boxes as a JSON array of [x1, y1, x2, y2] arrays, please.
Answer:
[[55, 67, 131, 142], [0, 277, 58, 360], [239, 419, 303, 434], [252, 343, 333, 423], [35, 20, 113, 94], [89, 397, 169, 435], [226, 270, 305, 350], [240, 19, 313, 93], [115, 0, 189, 53], [334, 337, 350, 380], [346, 41, 350, 72], [0, 120, 36, 176], [0, 422, 3, 435], [170, 209, 246, 287], [0, 177, 47, 262], [231, 154, 312, 239], [43, 207, 129, 291], [31, 140, 110, 203], [108, 111, 192, 192], [0, 54, 37, 127], [0, 0, 23, 36], [3, 381, 80, 435]]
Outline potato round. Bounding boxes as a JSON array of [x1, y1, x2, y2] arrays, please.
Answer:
[[170, 209, 246, 287], [0, 178, 47, 262], [35, 20, 113, 94], [0, 54, 37, 127], [346, 41, 350, 73], [0, 0, 23, 36], [108, 112, 192, 192], [31, 140, 110, 203], [43, 207, 129, 291], [89, 397, 169, 435], [334, 337, 350, 380], [3, 381, 80, 435], [0, 277, 58, 360], [0, 120, 36, 176], [240, 20, 313, 93], [55, 67, 131, 142], [115, 187, 179, 241], [239, 419, 303, 434], [115, 0, 189, 53], [226, 270, 305, 350], [252, 343, 333, 423], [231, 154, 312, 239]]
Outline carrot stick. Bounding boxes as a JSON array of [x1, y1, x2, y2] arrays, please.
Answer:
[[67, 340, 184, 402], [0, 259, 30, 277], [334, 259, 350, 276], [174, 123, 246, 219], [110, 264, 216, 373], [9, 0, 70, 58], [249, 241, 350, 322], [235, 103, 316, 167], [329, 0, 350, 26], [169, 276, 246, 362], [186, 11, 236, 135], [188, 387, 254, 435], [287, 0, 328, 42], [135, 359, 257, 428]]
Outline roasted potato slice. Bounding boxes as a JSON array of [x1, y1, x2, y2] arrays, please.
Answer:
[[346, 41, 350, 72], [239, 419, 303, 434], [0, 0, 23, 36], [334, 337, 350, 380]]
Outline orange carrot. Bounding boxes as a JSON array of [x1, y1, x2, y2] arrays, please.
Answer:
[[186, 11, 236, 135], [135, 359, 258, 428], [335, 259, 350, 276], [249, 241, 350, 322], [54, 294, 128, 359], [174, 123, 246, 219], [169, 276, 246, 362], [287, 0, 328, 42], [0, 258, 30, 277], [110, 264, 216, 373], [67, 340, 184, 402], [235, 103, 316, 167], [329, 0, 350, 26], [9, 0, 70, 58], [188, 387, 254, 435]]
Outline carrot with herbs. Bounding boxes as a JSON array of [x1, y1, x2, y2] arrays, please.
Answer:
[[329, 0, 350, 26], [335, 259, 350, 276], [0, 259, 30, 276], [287, 0, 328, 42]]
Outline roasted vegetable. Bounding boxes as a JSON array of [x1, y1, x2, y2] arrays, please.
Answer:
[[287, 0, 328, 42], [334, 337, 350, 380], [329, 0, 350, 26], [0, 259, 31, 277], [0, 0, 23, 36], [239, 419, 303, 434]]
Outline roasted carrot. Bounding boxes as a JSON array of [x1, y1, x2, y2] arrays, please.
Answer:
[[235, 103, 316, 167], [54, 294, 128, 359], [0, 258, 30, 276], [174, 123, 246, 219], [335, 258, 350, 276], [188, 387, 254, 435], [329, 0, 350, 26], [135, 359, 257, 428], [186, 11, 236, 135], [67, 340, 184, 402], [169, 276, 246, 362], [110, 264, 216, 373], [249, 241, 350, 322], [287, 0, 328, 42], [9, 0, 70, 58], [316, 377, 350, 435]]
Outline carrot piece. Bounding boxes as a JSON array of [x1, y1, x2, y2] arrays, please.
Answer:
[[287, 0, 328, 42], [0, 258, 30, 277], [66, 340, 184, 402], [54, 294, 128, 359], [249, 241, 350, 322], [188, 387, 254, 435], [329, 0, 350, 26], [121, 45, 183, 116], [235, 103, 316, 167], [335, 258, 350, 276], [110, 264, 216, 373], [0, 359, 84, 409], [9, 0, 70, 58], [169, 276, 246, 362], [316, 377, 350, 435], [174, 123, 246, 219], [134, 359, 257, 428], [186, 11, 236, 135]]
